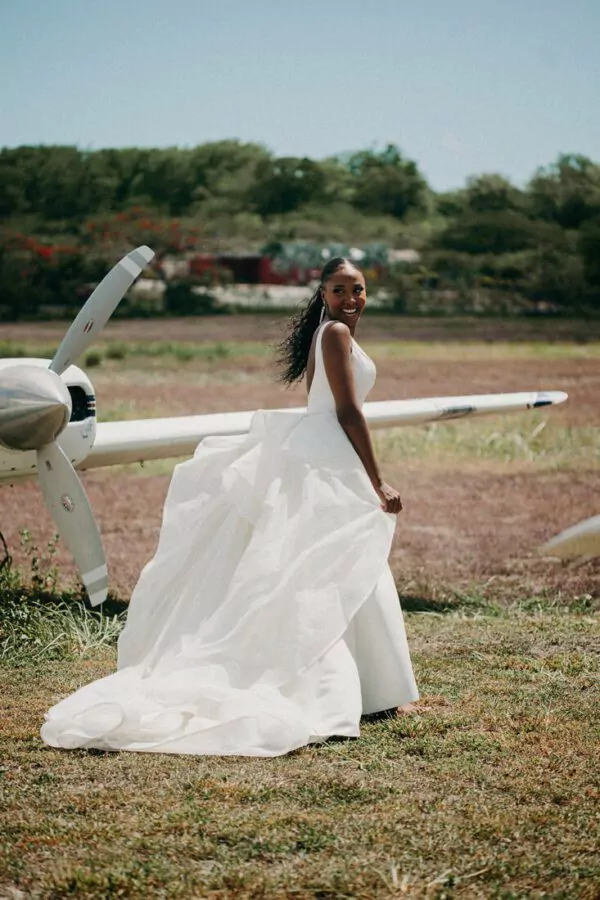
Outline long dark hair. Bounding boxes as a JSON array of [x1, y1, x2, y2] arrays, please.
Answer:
[[276, 257, 352, 385]]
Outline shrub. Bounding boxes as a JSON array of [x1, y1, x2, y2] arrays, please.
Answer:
[[105, 342, 127, 360], [163, 279, 226, 316], [84, 351, 102, 367]]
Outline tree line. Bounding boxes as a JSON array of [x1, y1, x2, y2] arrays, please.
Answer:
[[1, 142, 599, 317]]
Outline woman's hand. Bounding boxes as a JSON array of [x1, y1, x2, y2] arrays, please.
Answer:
[[376, 481, 403, 514]]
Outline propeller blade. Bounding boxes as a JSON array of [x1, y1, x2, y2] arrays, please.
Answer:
[[49, 245, 155, 376], [36, 442, 108, 607]]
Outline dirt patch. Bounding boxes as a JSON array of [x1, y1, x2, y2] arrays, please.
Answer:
[[1, 339, 597, 603], [388, 464, 600, 600], [2, 313, 600, 345], [2, 458, 597, 602]]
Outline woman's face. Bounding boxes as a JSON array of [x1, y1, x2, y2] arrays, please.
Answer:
[[321, 265, 367, 330]]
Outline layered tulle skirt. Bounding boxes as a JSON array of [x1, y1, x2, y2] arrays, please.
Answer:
[[41, 409, 418, 757]]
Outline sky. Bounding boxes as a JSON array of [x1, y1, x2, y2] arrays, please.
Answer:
[[1, 0, 599, 191]]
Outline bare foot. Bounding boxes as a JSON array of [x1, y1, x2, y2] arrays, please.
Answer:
[[396, 696, 449, 715], [395, 701, 424, 715]]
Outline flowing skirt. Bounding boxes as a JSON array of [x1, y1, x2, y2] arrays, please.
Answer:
[[41, 409, 419, 757]]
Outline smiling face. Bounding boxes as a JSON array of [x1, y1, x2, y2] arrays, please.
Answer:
[[321, 264, 366, 332]]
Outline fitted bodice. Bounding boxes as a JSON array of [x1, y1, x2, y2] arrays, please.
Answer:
[[307, 321, 376, 415]]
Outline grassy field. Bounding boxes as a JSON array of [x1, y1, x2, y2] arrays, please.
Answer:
[[1, 317, 599, 898], [2, 600, 598, 898]]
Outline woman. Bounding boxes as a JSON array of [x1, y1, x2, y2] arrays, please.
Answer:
[[40, 257, 419, 757]]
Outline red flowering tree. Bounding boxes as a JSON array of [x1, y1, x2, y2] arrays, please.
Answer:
[[80, 209, 205, 276], [0, 232, 108, 321], [0, 212, 211, 320]]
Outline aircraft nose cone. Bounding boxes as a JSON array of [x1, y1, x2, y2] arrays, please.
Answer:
[[0, 365, 72, 451]]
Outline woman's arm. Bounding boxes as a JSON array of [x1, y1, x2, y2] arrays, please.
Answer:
[[321, 322, 402, 514]]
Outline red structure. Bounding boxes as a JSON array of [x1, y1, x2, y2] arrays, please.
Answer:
[[189, 255, 320, 286]]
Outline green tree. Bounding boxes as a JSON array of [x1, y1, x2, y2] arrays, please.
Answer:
[[249, 157, 327, 216], [190, 140, 270, 211], [464, 173, 526, 213], [343, 144, 428, 219], [135, 149, 197, 216], [528, 154, 600, 229], [87, 148, 150, 209], [579, 216, 600, 304], [434, 209, 536, 255]]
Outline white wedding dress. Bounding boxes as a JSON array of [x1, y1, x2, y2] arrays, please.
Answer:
[[41, 322, 419, 757]]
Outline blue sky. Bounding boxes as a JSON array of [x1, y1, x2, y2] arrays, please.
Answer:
[[1, 0, 598, 191]]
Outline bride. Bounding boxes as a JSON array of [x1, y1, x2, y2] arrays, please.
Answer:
[[41, 257, 419, 757]]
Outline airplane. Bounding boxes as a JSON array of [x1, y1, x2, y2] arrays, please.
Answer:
[[0, 247, 576, 607]]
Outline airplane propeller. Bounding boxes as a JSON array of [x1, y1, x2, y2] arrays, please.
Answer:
[[0, 246, 155, 606]]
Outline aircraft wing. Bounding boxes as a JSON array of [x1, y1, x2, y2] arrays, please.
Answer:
[[540, 514, 600, 561], [81, 390, 567, 470]]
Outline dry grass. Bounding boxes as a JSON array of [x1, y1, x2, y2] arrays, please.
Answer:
[[2, 312, 600, 345], [2, 322, 598, 599], [1, 607, 599, 899]]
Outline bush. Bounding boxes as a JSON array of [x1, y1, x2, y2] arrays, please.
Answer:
[[105, 342, 127, 360], [0, 232, 110, 321], [163, 279, 227, 316], [84, 351, 102, 367], [0, 530, 126, 664]]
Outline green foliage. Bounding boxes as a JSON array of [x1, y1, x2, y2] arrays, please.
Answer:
[[417, 161, 600, 315], [163, 279, 226, 316], [249, 156, 327, 216], [342, 144, 429, 219], [105, 342, 127, 360], [464, 173, 527, 213], [0, 530, 125, 664], [528, 153, 600, 229], [435, 209, 537, 255], [0, 232, 109, 320], [579, 215, 600, 294], [1, 144, 600, 317], [84, 351, 103, 367]]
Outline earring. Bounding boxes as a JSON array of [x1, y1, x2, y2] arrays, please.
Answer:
[[319, 305, 325, 324]]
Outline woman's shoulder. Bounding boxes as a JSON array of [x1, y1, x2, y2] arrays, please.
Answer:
[[321, 320, 352, 346]]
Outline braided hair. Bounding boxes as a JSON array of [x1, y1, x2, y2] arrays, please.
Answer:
[[276, 257, 353, 385]]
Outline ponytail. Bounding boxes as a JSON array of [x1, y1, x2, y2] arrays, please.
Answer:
[[276, 257, 350, 385]]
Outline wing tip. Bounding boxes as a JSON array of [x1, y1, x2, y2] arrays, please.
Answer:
[[533, 391, 568, 408]]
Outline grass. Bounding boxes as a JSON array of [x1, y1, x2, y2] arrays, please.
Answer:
[[373, 416, 600, 472], [1, 600, 598, 898], [0, 339, 269, 364], [88, 414, 599, 479], [0, 531, 125, 664], [1, 328, 598, 897], [2, 338, 600, 364], [1, 545, 599, 897], [367, 340, 600, 361]]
